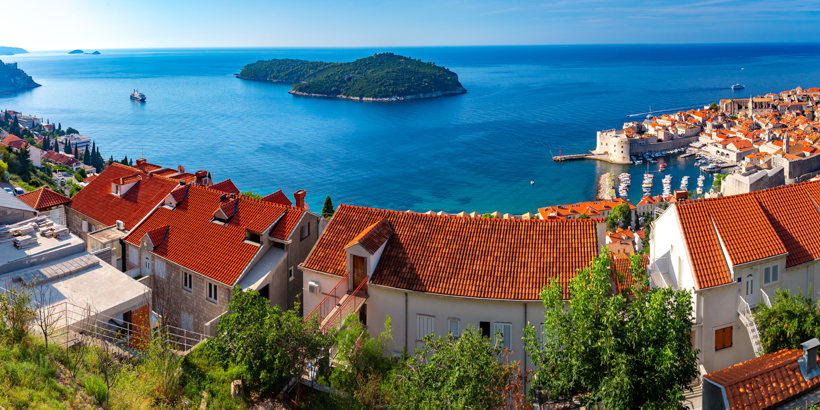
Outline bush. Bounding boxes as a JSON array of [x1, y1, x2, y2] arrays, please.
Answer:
[[143, 336, 184, 405], [755, 287, 820, 353], [83, 374, 108, 405]]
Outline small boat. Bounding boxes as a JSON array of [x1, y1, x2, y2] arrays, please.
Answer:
[[530, 180, 534, 186], [731, 84, 745, 90], [130, 89, 146, 101]]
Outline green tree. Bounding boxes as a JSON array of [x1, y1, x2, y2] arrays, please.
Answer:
[[57, 122, 61, 131], [709, 102, 719, 111], [207, 287, 334, 396], [525, 252, 698, 409], [712, 173, 727, 192], [66, 127, 79, 135], [754, 287, 820, 353], [606, 203, 632, 231], [16, 146, 32, 180], [389, 327, 527, 410], [577, 213, 590, 220], [322, 195, 335, 218], [0, 160, 7, 182], [240, 191, 263, 200], [69, 185, 82, 197]]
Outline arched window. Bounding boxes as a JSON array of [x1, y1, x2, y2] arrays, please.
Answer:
[[746, 274, 754, 296]]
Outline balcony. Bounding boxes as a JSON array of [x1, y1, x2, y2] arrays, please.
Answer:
[[648, 255, 677, 291]]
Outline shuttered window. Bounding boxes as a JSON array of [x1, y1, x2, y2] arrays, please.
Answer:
[[715, 326, 733, 351], [417, 315, 434, 340]]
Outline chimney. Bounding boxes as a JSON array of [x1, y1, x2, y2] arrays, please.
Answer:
[[294, 190, 306, 210], [135, 158, 147, 170], [177, 165, 185, 174], [800, 338, 820, 380]]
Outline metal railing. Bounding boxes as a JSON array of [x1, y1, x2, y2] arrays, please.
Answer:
[[305, 272, 349, 324], [760, 289, 772, 308], [26, 299, 209, 355], [737, 295, 764, 356], [321, 279, 368, 333]]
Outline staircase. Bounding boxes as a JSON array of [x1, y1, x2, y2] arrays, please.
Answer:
[[304, 273, 368, 333], [738, 295, 764, 356]]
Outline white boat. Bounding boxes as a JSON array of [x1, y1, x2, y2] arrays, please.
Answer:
[[130, 89, 146, 101], [731, 84, 745, 90]]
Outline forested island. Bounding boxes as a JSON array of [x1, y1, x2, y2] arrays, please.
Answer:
[[237, 53, 466, 101], [0, 47, 28, 56], [0, 60, 40, 93]]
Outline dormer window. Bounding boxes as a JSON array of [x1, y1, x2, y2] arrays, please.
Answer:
[[244, 230, 261, 246]]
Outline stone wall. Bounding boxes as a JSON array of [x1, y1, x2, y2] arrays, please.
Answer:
[[65, 207, 108, 242], [0, 206, 36, 225], [721, 167, 785, 197], [774, 154, 820, 183]]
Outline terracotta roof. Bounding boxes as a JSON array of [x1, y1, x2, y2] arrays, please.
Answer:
[[68, 163, 180, 230], [16, 188, 71, 211], [113, 174, 142, 185], [124, 185, 299, 285], [147, 226, 169, 249], [210, 179, 240, 195], [169, 173, 196, 183], [261, 190, 292, 207], [84, 174, 98, 184], [246, 206, 286, 234], [303, 205, 602, 300], [612, 255, 649, 296], [704, 349, 820, 410], [345, 218, 393, 254], [149, 168, 179, 177], [270, 206, 304, 241], [675, 181, 820, 289], [539, 198, 635, 220]]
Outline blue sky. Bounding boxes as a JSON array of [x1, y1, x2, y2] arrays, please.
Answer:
[[6, 0, 820, 50]]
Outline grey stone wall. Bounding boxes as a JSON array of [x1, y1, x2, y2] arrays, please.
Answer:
[[139, 239, 230, 335], [0, 207, 36, 225], [65, 207, 107, 242], [285, 212, 321, 311], [777, 154, 820, 183]]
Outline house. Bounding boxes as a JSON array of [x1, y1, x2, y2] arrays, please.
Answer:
[[42, 150, 81, 170], [606, 228, 643, 253], [300, 206, 641, 372], [121, 184, 319, 335], [0, 212, 152, 351], [702, 339, 820, 410], [16, 188, 71, 225], [636, 195, 667, 217], [0, 192, 37, 224], [538, 198, 636, 221], [27, 145, 42, 168], [649, 180, 820, 374], [56, 134, 91, 154]]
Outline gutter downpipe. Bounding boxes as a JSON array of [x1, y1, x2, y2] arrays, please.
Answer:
[[405, 292, 408, 355], [524, 303, 528, 391]]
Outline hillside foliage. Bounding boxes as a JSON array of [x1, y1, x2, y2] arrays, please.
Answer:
[[238, 53, 465, 99]]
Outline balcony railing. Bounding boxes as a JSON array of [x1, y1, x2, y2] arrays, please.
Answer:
[[760, 289, 772, 308], [648, 256, 677, 290], [321, 279, 368, 333], [305, 272, 349, 324]]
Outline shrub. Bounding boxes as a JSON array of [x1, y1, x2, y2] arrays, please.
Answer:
[[83, 374, 108, 405]]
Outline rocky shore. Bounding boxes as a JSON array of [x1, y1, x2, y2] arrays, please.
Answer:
[[0, 60, 40, 93], [288, 87, 467, 101]]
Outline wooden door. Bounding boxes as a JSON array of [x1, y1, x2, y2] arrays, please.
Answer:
[[353, 256, 367, 291]]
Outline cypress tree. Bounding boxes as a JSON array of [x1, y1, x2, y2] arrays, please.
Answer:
[[122, 155, 129, 165], [129, 158, 133, 166], [83, 147, 90, 165], [321, 195, 335, 219], [58, 123, 61, 131]]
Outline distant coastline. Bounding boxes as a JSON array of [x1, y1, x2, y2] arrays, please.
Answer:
[[0, 60, 40, 93], [0, 46, 28, 56], [236, 52, 466, 101]]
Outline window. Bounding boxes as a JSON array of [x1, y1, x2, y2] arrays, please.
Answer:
[[288, 267, 294, 281], [154, 259, 166, 279], [765, 265, 779, 284], [746, 274, 753, 296], [128, 246, 139, 266], [417, 315, 434, 340], [480, 321, 491, 338], [82, 220, 88, 232], [143, 255, 151, 275], [182, 272, 192, 291], [207, 282, 218, 303], [181, 312, 193, 332], [300, 222, 311, 241], [494, 323, 512, 349], [448, 318, 460, 337], [715, 326, 733, 351]]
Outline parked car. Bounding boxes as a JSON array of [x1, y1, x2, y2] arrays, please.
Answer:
[[3, 187, 12, 195], [13, 187, 25, 196]]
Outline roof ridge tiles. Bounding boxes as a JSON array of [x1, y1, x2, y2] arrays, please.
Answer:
[[191, 184, 305, 212], [336, 204, 604, 223]]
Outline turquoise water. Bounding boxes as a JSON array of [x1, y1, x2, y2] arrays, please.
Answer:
[[2, 45, 820, 213]]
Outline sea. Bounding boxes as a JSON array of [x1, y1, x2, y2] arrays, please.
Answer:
[[2, 44, 820, 214]]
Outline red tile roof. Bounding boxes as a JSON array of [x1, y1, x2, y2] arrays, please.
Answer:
[[16, 188, 71, 211], [147, 226, 169, 249], [675, 181, 820, 289], [169, 173, 196, 183], [113, 174, 142, 185], [261, 190, 292, 207], [123, 185, 300, 285], [210, 179, 240, 195], [612, 255, 649, 296], [704, 349, 820, 410], [302, 205, 602, 300], [68, 163, 180, 230], [539, 198, 635, 220], [345, 218, 393, 254]]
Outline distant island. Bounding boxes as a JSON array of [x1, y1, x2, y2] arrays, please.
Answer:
[[0, 47, 28, 56], [68, 50, 100, 55], [0, 60, 40, 93], [237, 53, 467, 101]]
